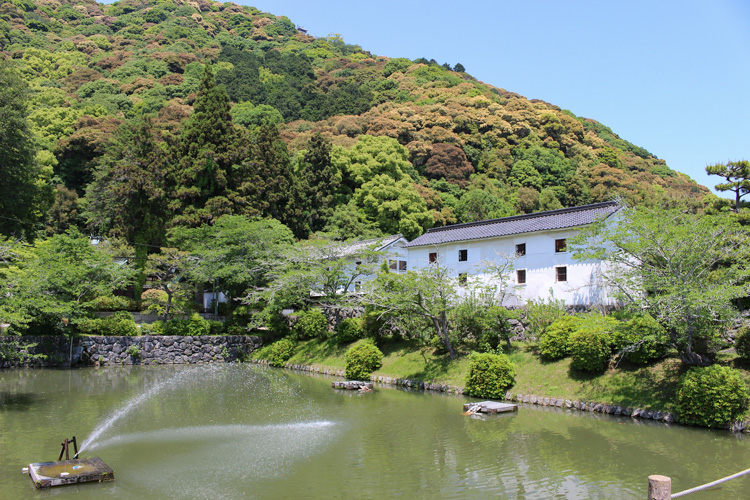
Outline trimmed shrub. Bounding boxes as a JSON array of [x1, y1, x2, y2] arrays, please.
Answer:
[[86, 295, 137, 312], [76, 311, 138, 337], [539, 315, 581, 360], [676, 365, 749, 428], [265, 338, 296, 367], [464, 352, 516, 399], [345, 341, 383, 380], [735, 326, 750, 361], [336, 317, 365, 343], [611, 314, 668, 365], [569, 330, 612, 371], [293, 309, 328, 339], [161, 313, 211, 336]]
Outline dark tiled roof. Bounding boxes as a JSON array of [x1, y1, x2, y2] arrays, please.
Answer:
[[405, 202, 620, 248]]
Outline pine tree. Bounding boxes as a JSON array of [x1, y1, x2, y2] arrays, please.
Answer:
[[294, 132, 340, 237]]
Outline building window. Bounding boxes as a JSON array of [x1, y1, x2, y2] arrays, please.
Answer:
[[555, 238, 567, 253], [556, 266, 567, 282], [389, 260, 397, 270], [516, 269, 526, 284], [429, 252, 438, 264], [458, 273, 467, 286], [515, 243, 526, 257], [458, 249, 468, 262], [399, 260, 407, 271]]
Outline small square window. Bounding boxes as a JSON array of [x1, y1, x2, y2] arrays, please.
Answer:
[[429, 252, 438, 264], [458, 249, 468, 262], [389, 260, 397, 270], [458, 273, 467, 286], [515, 243, 526, 257], [399, 260, 407, 271], [556, 266, 567, 282], [517, 269, 526, 284], [555, 239, 567, 253]]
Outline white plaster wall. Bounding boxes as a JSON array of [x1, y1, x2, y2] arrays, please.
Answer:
[[407, 228, 614, 306], [344, 239, 410, 291]]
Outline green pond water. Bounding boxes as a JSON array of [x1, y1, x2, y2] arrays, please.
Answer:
[[1, 364, 749, 499]]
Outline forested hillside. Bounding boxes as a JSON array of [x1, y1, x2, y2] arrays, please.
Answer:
[[1, 0, 709, 243]]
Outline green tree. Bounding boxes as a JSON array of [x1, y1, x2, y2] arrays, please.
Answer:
[[572, 205, 750, 365], [1, 229, 133, 332], [170, 215, 295, 302], [85, 117, 170, 300], [354, 175, 433, 239], [294, 133, 341, 237], [360, 260, 460, 359], [0, 59, 47, 238], [143, 248, 195, 321], [169, 65, 236, 227], [705, 160, 750, 213]]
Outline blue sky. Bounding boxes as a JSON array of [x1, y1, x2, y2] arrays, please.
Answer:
[[241, 0, 749, 196]]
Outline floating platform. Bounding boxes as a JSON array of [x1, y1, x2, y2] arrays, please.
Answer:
[[463, 401, 518, 414], [28, 458, 114, 489], [332, 381, 373, 391]]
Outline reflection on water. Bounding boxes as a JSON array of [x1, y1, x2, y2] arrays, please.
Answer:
[[1, 364, 748, 499]]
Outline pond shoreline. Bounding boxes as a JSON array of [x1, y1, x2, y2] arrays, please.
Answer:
[[255, 358, 750, 434]]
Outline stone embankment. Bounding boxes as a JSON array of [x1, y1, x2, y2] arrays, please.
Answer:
[[2, 335, 261, 368], [257, 359, 750, 433]]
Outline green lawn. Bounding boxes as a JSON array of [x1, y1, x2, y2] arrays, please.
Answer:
[[256, 337, 750, 412]]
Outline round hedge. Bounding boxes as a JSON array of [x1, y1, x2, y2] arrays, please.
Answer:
[[336, 317, 365, 343], [294, 309, 328, 339], [266, 338, 296, 367], [676, 365, 749, 428], [611, 314, 667, 365], [568, 330, 612, 372], [539, 316, 580, 360], [345, 341, 383, 381], [734, 326, 750, 361], [464, 352, 516, 399]]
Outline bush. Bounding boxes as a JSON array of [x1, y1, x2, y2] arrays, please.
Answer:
[[86, 295, 137, 312], [464, 352, 516, 399], [76, 311, 138, 337], [734, 326, 750, 361], [539, 316, 580, 360], [293, 309, 329, 339], [264, 338, 296, 367], [345, 341, 383, 380], [524, 293, 566, 340], [161, 313, 212, 336], [568, 314, 618, 372], [336, 317, 365, 343], [676, 365, 749, 428], [611, 314, 668, 365]]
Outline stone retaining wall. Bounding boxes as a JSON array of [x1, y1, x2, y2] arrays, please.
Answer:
[[1, 335, 261, 368]]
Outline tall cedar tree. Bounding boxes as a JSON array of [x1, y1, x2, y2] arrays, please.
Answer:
[[294, 133, 340, 237], [233, 123, 294, 228], [170, 66, 237, 227], [0, 59, 45, 239], [85, 117, 170, 300]]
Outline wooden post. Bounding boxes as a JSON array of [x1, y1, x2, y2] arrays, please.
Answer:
[[648, 475, 671, 500]]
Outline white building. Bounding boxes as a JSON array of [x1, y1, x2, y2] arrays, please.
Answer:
[[339, 234, 409, 291], [404, 201, 621, 306]]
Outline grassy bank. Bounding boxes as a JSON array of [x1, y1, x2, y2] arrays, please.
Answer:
[[252, 337, 743, 412]]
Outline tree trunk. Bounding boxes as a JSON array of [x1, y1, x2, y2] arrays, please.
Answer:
[[434, 312, 456, 359]]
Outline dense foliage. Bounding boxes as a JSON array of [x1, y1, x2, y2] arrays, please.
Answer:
[[262, 338, 296, 367], [464, 352, 516, 399], [292, 308, 328, 339], [676, 365, 749, 428], [344, 340, 383, 380], [0, 0, 708, 247], [538, 315, 580, 360], [335, 317, 365, 343], [734, 326, 750, 362]]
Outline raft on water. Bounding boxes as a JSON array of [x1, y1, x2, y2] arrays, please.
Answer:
[[28, 458, 114, 489], [463, 401, 518, 414], [332, 381, 373, 391]]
